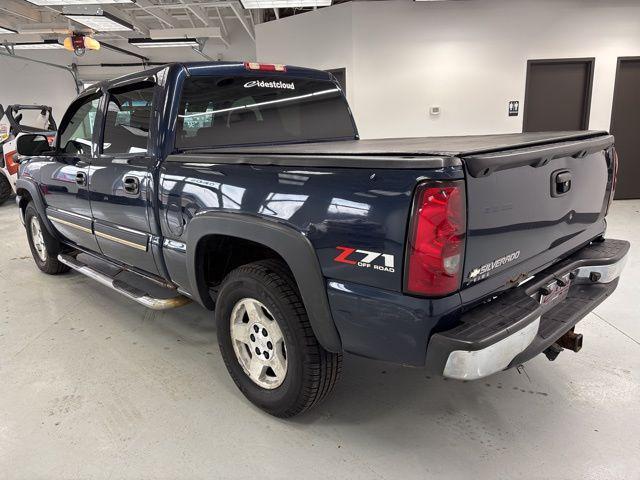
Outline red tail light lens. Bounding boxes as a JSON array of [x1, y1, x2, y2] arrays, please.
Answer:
[[405, 181, 466, 297]]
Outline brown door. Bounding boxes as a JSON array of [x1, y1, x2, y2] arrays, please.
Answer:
[[610, 58, 640, 199], [523, 58, 594, 132]]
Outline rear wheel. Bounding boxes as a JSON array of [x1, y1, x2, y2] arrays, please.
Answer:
[[216, 260, 342, 417], [0, 173, 11, 205], [24, 203, 69, 275]]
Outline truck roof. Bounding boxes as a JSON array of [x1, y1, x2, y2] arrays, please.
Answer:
[[81, 61, 333, 95], [182, 62, 333, 80]]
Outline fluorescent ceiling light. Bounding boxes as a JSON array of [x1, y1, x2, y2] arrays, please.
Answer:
[[129, 38, 199, 48], [65, 12, 133, 32], [26, 0, 132, 5], [240, 0, 331, 8], [0, 26, 17, 34], [12, 40, 65, 50]]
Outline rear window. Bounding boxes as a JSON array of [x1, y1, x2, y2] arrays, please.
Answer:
[[175, 75, 356, 149]]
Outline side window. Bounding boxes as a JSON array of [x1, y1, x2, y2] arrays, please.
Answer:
[[102, 84, 154, 155], [58, 94, 101, 156]]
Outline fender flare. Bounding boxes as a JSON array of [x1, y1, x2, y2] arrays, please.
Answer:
[[15, 178, 57, 237], [185, 212, 342, 353]]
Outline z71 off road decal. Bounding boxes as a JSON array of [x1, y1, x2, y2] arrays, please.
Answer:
[[334, 246, 395, 273]]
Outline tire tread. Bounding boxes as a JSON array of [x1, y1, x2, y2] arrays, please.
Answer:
[[0, 174, 12, 205], [219, 259, 342, 417]]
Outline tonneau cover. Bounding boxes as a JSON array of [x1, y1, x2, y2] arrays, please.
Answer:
[[203, 130, 608, 157]]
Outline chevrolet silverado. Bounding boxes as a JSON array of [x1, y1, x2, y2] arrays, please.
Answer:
[[14, 62, 628, 417]]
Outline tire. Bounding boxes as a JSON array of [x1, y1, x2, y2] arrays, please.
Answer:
[[24, 202, 70, 275], [0, 173, 11, 206], [216, 259, 342, 417]]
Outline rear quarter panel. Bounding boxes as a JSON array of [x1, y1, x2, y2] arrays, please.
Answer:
[[159, 158, 463, 293]]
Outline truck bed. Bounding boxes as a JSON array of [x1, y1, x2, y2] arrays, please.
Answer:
[[196, 130, 607, 157], [171, 130, 611, 171]]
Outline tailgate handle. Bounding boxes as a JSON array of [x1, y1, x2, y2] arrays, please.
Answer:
[[552, 170, 572, 197]]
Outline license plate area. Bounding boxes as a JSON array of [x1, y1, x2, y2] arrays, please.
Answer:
[[540, 272, 572, 306]]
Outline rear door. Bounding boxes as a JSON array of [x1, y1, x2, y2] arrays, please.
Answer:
[[89, 81, 160, 275], [460, 134, 614, 300], [41, 92, 102, 251]]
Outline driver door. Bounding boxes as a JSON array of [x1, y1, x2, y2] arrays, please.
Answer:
[[40, 92, 101, 251]]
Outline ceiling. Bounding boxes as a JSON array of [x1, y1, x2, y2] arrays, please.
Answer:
[[0, 0, 345, 45], [0, 0, 344, 82], [0, 1, 259, 50]]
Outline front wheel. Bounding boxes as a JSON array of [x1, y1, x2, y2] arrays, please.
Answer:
[[216, 260, 342, 417], [0, 173, 11, 205], [24, 203, 69, 275]]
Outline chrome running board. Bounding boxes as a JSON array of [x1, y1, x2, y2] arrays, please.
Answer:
[[58, 254, 191, 310]]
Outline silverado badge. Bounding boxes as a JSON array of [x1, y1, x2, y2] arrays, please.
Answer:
[[469, 250, 521, 280]]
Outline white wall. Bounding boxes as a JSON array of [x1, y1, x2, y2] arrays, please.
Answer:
[[256, 2, 354, 104], [0, 53, 78, 129], [256, 0, 640, 139]]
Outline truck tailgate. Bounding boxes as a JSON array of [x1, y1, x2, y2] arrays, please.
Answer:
[[460, 133, 615, 300]]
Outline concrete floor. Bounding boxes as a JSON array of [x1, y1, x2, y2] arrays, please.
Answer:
[[0, 200, 638, 480]]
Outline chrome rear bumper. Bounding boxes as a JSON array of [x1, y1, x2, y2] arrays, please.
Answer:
[[426, 238, 629, 381]]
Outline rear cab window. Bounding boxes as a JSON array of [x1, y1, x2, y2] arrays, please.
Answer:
[[175, 74, 356, 149]]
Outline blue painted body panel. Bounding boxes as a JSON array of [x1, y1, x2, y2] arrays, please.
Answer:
[[326, 280, 461, 366], [158, 160, 463, 292]]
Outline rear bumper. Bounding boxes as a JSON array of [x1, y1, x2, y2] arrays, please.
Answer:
[[426, 238, 629, 380]]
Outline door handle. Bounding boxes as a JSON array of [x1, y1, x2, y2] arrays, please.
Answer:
[[123, 176, 140, 195], [75, 171, 87, 186]]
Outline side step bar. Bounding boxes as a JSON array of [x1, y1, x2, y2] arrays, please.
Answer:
[[58, 254, 191, 310]]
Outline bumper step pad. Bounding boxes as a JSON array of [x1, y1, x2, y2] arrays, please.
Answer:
[[509, 280, 618, 366], [426, 238, 629, 380]]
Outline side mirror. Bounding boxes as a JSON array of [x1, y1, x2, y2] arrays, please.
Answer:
[[16, 134, 51, 157]]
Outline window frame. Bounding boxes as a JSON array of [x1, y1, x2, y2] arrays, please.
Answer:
[[55, 91, 102, 157], [99, 80, 157, 157]]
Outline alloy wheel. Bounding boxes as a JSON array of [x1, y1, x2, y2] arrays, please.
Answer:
[[230, 298, 288, 389]]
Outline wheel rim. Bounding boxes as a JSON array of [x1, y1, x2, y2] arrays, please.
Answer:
[[230, 298, 288, 389], [30, 216, 47, 262]]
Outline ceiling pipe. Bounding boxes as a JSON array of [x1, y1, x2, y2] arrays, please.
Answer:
[[100, 41, 150, 63]]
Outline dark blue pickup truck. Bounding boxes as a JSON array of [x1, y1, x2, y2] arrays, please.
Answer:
[[14, 62, 628, 417]]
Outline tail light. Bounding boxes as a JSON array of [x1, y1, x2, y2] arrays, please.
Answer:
[[404, 181, 466, 297], [244, 62, 287, 72]]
